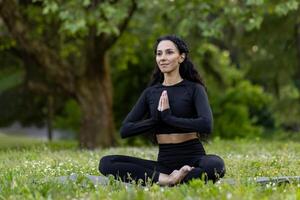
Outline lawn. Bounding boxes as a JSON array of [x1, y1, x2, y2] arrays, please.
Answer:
[[0, 136, 299, 200]]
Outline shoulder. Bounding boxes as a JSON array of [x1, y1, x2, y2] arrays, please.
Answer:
[[183, 80, 206, 93], [184, 81, 208, 99], [144, 84, 159, 92], [140, 85, 158, 98]]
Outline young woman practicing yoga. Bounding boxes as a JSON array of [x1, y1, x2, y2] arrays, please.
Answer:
[[99, 35, 225, 186]]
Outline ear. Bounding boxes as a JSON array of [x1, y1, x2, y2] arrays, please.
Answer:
[[180, 53, 186, 62]]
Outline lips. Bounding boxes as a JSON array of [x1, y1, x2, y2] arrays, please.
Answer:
[[160, 63, 169, 67]]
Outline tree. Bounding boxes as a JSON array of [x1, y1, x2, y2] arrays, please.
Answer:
[[0, 0, 137, 148]]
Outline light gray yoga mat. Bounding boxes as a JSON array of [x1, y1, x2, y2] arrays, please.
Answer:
[[219, 176, 300, 185], [55, 174, 300, 186]]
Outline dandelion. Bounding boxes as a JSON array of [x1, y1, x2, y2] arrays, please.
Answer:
[[226, 192, 232, 199]]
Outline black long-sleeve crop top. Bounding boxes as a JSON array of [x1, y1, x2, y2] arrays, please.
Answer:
[[120, 79, 213, 138]]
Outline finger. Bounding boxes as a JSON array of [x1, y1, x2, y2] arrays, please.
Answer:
[[162, 96, 166, 108], [165, 96, 169, 105], [161, 98, 164, 110], [187, 166, 193, 171], [158, 96, 162, 111], [158, 93, 163, 111], [185, 165, 191, 170], [181, 166, 189, 172], [163, 95, 169, 108]]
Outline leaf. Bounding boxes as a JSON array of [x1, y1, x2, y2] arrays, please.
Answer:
[[275, 0, 299, 16], [246, 0, 265, 6]]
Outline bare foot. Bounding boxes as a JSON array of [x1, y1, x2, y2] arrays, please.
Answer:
[[168, 165, 194, 185]]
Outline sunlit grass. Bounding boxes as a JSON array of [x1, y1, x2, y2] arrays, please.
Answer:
[[0, 133, 42, 148], [0, 133, 77, 150], [0, 136, 299, 199]]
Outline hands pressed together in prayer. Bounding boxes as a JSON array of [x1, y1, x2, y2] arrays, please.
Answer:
[[157, 90, 170, 111]]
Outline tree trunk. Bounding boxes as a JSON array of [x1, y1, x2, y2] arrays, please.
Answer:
[[295, 20, 300, 91], [76, 54, 116, 149], [47, 95, 54, 141]]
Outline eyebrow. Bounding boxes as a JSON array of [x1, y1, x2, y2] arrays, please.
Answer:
[[156, 48, 175, 52]]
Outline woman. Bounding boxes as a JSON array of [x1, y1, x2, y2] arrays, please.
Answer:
[[99, 35, 225, 186]]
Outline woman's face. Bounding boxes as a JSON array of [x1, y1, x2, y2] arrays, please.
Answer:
[[156, 40, 185, 74]]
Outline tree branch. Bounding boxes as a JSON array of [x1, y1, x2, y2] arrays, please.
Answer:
[[99, 0, 137, 51], [0, 0, 75, 93]]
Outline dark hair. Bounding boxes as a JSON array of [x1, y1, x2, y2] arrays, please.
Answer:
[[148, 35, 209, 142], [148, 35, 206, 88]]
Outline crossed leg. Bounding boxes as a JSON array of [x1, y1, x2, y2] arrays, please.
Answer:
[[99, 155, 172, 185], [182, 154, 226, 183], [99, 154, 225, 186]]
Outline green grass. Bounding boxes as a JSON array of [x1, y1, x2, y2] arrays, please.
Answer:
[[0, 133, 45, 149], [0, 133, 77, 150], [0, 137, 299, 200]]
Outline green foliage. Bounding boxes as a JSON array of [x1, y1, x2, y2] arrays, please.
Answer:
[[275, 0, 299, 16], [213, 81, 270, 138], [0, 67, 24, 93], [196, 44, 274, 138], [36, 0, 131, 37], [272, 84, 300, 130], [53, 99, 81, 134], [0, 88, 48, 127], [0, 36, 16, 51], [237, 8, 300, 132]]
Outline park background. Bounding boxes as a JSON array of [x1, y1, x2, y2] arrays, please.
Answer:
[[0, 0, 300, 199]]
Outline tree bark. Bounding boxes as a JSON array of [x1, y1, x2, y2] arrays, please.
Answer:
[[76, 53, 116, 148]]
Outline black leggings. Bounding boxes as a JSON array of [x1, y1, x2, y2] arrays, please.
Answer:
[[99, 139, 225, 185]]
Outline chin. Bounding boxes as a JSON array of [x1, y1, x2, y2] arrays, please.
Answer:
[[159, 67, 173, 73]]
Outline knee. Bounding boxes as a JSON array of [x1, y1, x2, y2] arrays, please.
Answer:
[[98, 155, 114, 175], [200, 155, 226, 182], [211, 155, 226, 178]]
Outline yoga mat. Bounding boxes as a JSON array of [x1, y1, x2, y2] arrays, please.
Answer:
[[54, 174, 300, 186]]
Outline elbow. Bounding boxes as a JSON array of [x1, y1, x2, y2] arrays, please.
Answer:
[[206, 123, 213, 134], [119, 125, 128, 139], [200, 118, 213, 134]]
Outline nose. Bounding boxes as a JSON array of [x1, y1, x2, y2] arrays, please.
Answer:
[[159, 53, 167, 61]]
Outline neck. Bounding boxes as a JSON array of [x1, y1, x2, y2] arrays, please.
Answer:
[[163, 72, 183, 86]]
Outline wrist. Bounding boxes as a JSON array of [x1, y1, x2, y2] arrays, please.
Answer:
[[160, 108, 172, 121], [153, 110, 161, 121]]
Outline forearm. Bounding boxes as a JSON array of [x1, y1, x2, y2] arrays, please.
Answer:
[[120, 118, 157, 138], [160, 109, 212, 133]]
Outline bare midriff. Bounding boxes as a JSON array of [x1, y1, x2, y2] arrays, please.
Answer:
[[156, 132, 198, 144]]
